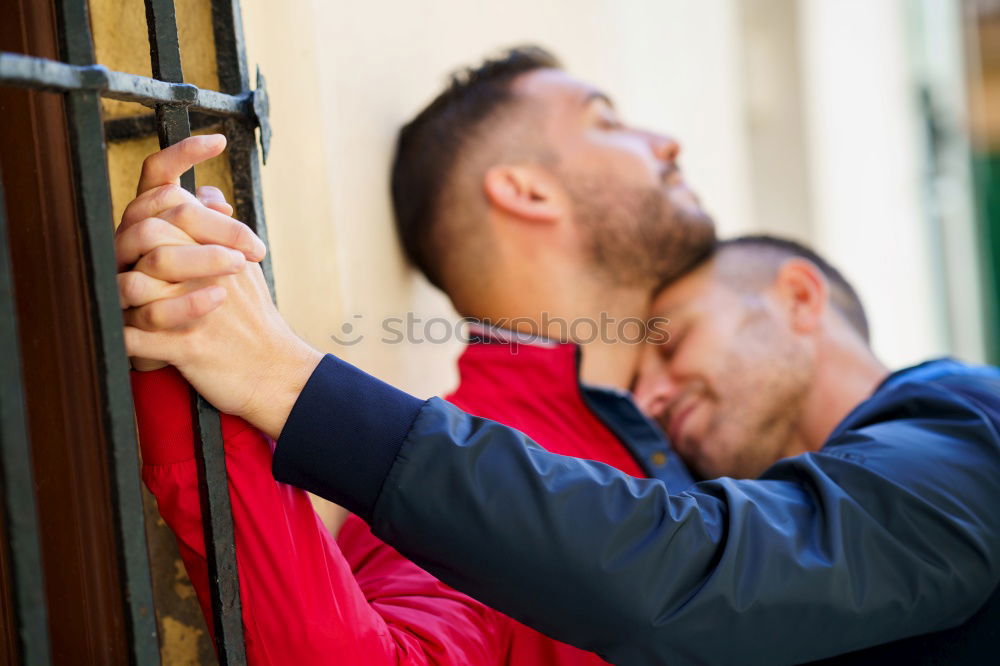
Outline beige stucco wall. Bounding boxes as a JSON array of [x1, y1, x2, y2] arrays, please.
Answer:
[[238, 0, 981, 383]]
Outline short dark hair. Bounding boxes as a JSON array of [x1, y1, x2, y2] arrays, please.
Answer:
[[390, 46, 561, 291], [716, 234, 871, 342]]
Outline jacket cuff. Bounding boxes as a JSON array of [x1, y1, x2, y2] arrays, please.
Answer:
[[273, 354, 426, 522]]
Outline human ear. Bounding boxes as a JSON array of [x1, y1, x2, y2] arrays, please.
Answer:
[[773, 258, 827, 334], [482, 165, 563, 224]]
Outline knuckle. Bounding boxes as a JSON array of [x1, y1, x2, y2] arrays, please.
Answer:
[[187, 291, 208, 318], [175, 202, 200, 222], [140, 151, 158, 171], [133, 217, 163, 248], [208, 244, 234, 269], [120, 272, 145, 305], [230, 220, 252, 248], [147, 187, 169, 213], [120, 205, 136, 229], [152, 184, 184, 212], [123, 326, 146, 358], [121, 199, 146, 229], [187, 331, 210, 364], [143, 246, 166, 273], [123, 326, 137, 353], [139, 158, 158, 184], [113, 232, 130, 265], [145, 303, 170, 331], [127, 305, 150, 331], [181, 137, 198, 157], [162, 183, 184, 198]]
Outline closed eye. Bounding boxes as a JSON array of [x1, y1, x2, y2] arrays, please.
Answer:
[[660, 327, 688, 360]]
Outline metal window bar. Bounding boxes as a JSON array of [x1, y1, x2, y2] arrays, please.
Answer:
[[0, 52, 255, 116], [55, 1, 160, 662], [212, 0, 274, 297], [143, 0, 248, 662], [0, 0, 270, 661], [0, 170, 52, 666]]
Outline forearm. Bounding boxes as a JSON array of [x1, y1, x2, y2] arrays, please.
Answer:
[[230, 335, 323, 441]]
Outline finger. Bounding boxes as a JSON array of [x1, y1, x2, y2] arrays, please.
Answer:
[[205, 200, 235, 216], [159, 202, 266, 260], [120, 183, 199, 232], [195, 185, 226, 206], [117, 270, 181, 308], [196, 184, 235, 216], [196, 185, 234, 217], [124, 285, 227, 332], [115, 216, 196, 270], [137, 134, 227, 195], [136, 244, 246, 282], [124, 325, 176, 363]]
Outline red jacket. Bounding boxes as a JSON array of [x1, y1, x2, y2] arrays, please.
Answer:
[[132, 334, 650, 665], [446, 336, 644, 666]]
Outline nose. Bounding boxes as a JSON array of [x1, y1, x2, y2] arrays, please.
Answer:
[[649, 132, 681, 163], [635, 361, 684, 419]]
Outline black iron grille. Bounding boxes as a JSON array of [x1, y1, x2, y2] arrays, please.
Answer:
[[0, 0, 271, 663]]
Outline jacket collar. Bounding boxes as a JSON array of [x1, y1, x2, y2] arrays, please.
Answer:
[[459, 323, 582, 393], [465, 322, 563, 349], [456, 324, 696, 489]]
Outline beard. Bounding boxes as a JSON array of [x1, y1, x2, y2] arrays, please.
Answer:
[[690, 308, 814, 479], [564, 174, 717, 290]]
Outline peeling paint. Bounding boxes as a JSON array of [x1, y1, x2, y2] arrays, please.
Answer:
[[160, 616, 205, 666], [172, 560, 197, 601]]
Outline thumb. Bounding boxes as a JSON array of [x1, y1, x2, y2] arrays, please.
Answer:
[[137, 134, 227, 195]]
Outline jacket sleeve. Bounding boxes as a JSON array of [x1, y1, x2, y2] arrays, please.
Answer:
[[133, 366, 506, 666], [273, 355, 1000, 665]]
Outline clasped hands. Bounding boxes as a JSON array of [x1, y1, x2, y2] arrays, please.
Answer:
[[116, 135, 322, 439]]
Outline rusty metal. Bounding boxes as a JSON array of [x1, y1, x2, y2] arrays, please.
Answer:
[[144, 0, 248, 662]]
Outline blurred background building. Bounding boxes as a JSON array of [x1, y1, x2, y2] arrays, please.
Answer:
[[226, 0, 999, 399]]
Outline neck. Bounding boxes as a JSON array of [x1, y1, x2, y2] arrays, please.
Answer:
[[793, 334, 890, 453], [466, 265, 651, 390], [575, 287, 651, 389]]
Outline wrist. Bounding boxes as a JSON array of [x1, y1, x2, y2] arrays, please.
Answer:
[[243, 334, 324, 440]]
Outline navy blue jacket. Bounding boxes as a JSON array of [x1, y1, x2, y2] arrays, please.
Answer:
[[274, 358, 1000, 665]]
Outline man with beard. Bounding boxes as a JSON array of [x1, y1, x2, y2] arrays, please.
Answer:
[[119, 49, 999, 663], [632, 235, 877, 482], [126, 46, 713, 665], [631, 235, 999, 663]]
